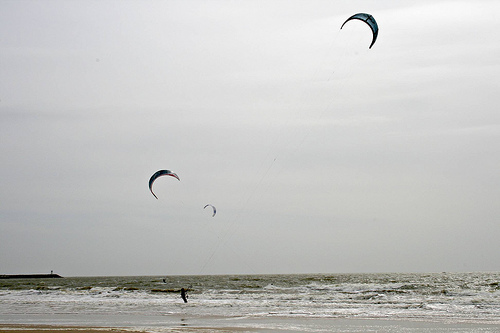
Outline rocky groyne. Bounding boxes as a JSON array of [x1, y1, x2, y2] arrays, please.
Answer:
[[0, 273, 63, 279]]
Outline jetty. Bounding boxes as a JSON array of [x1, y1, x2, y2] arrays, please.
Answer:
[[0, 273, 63, 279]]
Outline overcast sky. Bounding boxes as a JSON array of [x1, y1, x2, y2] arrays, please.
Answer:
[[1, 0, 499, 276]]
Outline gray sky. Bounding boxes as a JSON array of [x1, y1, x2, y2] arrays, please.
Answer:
[[1, 0, 499, 276]]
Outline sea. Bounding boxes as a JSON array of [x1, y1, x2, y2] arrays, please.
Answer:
[[1, 272, 499, 331]]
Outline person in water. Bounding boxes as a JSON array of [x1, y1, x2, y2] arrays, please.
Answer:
[[180, 288, 188, 303]]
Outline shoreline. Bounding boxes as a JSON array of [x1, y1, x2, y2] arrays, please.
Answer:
[[2, 317, 500, 333], [0, 325, 142, 333]]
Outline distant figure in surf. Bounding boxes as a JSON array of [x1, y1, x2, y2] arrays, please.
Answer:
[[180, 288, 188, 303]]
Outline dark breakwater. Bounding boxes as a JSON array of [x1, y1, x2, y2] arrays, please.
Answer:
[[0, 273, 63, 279]]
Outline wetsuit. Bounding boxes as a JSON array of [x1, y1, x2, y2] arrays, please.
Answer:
[[180, 288, 188, 303]]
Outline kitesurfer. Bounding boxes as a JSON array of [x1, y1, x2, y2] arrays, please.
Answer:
[[180, 288, 188, 303]]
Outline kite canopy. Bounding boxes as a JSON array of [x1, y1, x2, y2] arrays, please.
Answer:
[[204, 204, 216, 217], [341, 13, 379, 49], [149, 170, 180, 199]]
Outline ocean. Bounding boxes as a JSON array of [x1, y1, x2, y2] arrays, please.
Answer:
[[1, 272, 499, 331]]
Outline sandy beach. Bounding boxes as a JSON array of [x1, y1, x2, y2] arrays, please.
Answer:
[[2, 318, 500, 333], [0, 325, 142, 333]]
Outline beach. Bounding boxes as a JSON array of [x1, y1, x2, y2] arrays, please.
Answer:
[[0, 325, 140, 333]]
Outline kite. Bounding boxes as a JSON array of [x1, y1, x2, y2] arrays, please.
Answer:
[[204, 204, 216, 217], [149, 170, 180, 199], [341, 13, 379, 49]]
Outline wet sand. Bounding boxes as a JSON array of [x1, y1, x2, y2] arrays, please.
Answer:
[[0, 325, 141, 333], [2, 318, 500, 333]]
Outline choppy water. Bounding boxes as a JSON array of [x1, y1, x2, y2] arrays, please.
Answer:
[[1, 272, 499, 329]]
